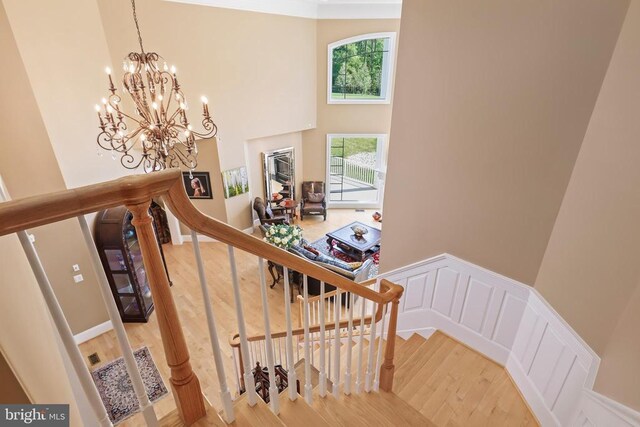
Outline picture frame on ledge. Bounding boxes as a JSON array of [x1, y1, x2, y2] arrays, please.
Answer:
[[182, 171, 213, 199]]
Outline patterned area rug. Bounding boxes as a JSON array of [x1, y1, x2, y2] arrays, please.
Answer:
[[309, 237, 380, 278], [91, 347, 168, 425]]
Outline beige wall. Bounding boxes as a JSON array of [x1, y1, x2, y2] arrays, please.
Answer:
[[534, 0, 640, 407], [302, 19, 400, 183], [0, 234, 82, 425], [595, 282, 640, 410], [3, 0, 126, 189], [380, 0, 628, 284], [98, 0, 317, 229], [0, 2, 109, 334]]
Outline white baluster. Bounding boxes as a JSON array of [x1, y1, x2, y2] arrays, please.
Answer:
[[78, 216, 158, 426], [15, 232, 112, 426], [374, 303, 388, 392], [318, 281, 327, 396], [344, 292, 355, 395], [190, 231, 234, 422], [302, 276, 313, 404], [327, 322, 332, 382], [257, 258, 280, 414], [355, 296, 367, 393], [332, 288, 341, 397], [231, 348, 242, 396], [227, 246, 257, 406], [310, 301, 315, 366], [278, 338, 283, 366], [283, 267, 298, 401], [365, 299, 379, 392]]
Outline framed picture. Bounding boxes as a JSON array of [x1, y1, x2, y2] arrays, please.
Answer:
[[182, 171, 213, 199], [222, 166, 249, 199]]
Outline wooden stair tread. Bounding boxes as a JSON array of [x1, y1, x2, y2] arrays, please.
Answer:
[[394, 333, 428, 370], [231, 397, 285, 426], [311, 391, 435, 427], [277, 394, 330, 427]]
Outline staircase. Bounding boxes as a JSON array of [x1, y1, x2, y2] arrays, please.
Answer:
[[0, 169, 536, 427], [161, 331, 537, 426]]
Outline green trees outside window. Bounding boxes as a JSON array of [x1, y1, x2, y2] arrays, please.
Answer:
[[330, 35, 393, 101]]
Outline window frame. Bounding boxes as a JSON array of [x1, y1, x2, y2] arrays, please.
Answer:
[[327, 32, 397, 105]]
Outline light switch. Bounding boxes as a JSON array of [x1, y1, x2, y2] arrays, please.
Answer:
[[73, 274, 84, 283], [72, 264, 80, 272], [28, 234, 35, 243]]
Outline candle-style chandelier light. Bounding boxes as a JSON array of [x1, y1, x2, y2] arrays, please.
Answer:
[[95, 0, 216, 173]]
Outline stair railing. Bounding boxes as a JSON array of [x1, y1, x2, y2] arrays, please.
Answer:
[[0, 169, 403, 426]]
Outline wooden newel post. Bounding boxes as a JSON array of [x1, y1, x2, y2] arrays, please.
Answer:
[[128, 202, 206, 425], [379, 297, 400, 392]]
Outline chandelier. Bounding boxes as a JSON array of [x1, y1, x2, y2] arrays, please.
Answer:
[[95, 0, 216, 173]]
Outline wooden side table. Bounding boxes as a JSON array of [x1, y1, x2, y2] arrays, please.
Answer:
[[279, 199, 299, 222]]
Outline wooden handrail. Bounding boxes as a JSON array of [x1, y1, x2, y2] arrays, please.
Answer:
[[229, 300, 384, 348], [0, 171, 179, 236], [0, 170, 403, 304]]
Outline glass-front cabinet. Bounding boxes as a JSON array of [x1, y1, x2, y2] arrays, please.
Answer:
[[94, 205, 166, 322]]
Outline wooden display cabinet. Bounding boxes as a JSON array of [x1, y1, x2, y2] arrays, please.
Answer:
[[94, 204, 171, 322]]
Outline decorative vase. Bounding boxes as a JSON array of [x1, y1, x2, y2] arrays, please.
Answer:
[[351, 225, 368, 239]]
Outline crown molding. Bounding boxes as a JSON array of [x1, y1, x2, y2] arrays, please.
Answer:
[[163, 0, 402, 20]]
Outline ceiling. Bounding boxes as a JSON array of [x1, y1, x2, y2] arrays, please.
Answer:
[[164, 0, 402, 19]]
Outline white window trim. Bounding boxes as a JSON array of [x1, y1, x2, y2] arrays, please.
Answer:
[[325, 133, 387, 209], [327, 32, 397, 105]]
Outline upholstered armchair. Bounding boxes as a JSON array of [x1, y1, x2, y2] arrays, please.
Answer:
[[253, 197, 289, 225], [300, 181, 327, 221]]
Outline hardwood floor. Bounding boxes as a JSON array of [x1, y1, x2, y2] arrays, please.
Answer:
[[78, 208, 536, 426]]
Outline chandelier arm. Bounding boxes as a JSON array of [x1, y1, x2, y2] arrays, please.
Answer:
[[120, 151, 145, 170], [106, 97, 145, 127]]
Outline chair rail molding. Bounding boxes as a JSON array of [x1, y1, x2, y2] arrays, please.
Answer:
[[377, 253, 640, 427]]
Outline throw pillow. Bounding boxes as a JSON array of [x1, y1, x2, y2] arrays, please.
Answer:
[[265, 205, 274, 218], [307, 192, 324, 203], [289, 245, 318, 261], [303, 245, 320, 255], [315, 253, 354, 271]]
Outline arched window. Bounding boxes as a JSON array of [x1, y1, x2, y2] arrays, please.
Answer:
[[328, 32, 396, 104]]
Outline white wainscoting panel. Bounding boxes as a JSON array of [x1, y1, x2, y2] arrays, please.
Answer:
[[379, 253, 636, 427], [573, 390, 640, 426]]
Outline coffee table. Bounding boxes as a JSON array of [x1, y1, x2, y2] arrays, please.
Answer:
[[326, 221, 381, 261]]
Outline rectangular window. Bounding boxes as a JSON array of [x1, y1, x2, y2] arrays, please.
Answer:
[[326, 134, 387, 208]]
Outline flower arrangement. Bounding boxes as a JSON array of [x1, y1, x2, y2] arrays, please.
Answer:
[[264, 224, 302, 249]]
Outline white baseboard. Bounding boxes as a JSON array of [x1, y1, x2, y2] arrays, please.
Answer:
[[73, 320, 113, 345], [378, 253, 633, 427]]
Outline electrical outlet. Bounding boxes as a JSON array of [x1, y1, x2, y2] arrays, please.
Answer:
[[73, 274, 84, 283], [72, 264, 80, 272]]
